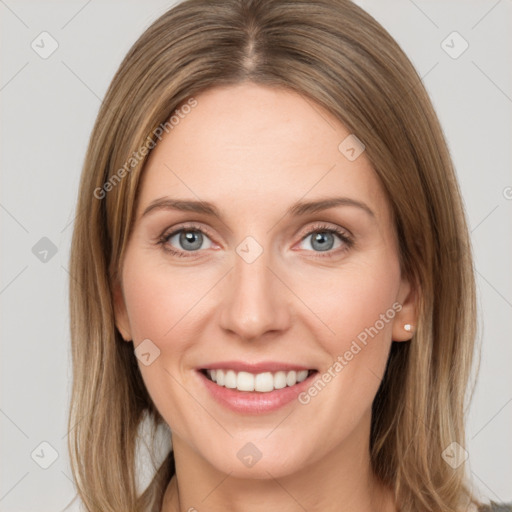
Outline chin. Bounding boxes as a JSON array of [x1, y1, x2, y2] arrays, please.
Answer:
[[198, 437, 317, 480]]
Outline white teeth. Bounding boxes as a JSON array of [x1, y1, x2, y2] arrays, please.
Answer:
[[224, 370, 237, 389], [237, 371, 255, 391], [286, 370, 297, 386], [254, 372, 273, 392], [296, 370, 308, 382], [205, 368, 311, 393], [273, 371, 287, 389]]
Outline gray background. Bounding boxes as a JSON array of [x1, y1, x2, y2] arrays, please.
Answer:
[[1, 0, 511, 510]]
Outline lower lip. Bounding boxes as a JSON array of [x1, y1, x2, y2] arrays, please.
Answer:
[[196, 370, 318, 414]]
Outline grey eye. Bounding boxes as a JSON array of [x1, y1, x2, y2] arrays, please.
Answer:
[[300, 231, 342, 252], [168, 230, 212, 251]]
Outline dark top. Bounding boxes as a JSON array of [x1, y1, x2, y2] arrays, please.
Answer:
[[479, 502, 512, 511]]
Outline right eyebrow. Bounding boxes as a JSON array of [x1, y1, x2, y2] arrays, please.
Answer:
[[141, 198, 223, 220]]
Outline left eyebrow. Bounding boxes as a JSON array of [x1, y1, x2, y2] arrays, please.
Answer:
[[287, 197, 375, 218]]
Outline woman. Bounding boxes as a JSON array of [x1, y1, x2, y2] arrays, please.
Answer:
[[66, 0, 511, 511]]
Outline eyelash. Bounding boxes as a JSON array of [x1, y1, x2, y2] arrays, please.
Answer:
[[156, 222, 354, 259]]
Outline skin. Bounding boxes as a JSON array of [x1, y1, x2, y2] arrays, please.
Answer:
[[113, 82, 417, 512]]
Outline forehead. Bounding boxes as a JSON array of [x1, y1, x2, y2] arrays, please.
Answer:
[[137, 83, 387, 218]]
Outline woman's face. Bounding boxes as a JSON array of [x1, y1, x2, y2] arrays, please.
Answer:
[[114, 83, 415, 479]]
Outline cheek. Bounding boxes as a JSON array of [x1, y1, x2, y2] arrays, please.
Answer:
[[122, 254, 216, 344], [120, 254, 217, 430], [288, 263, 401, 449], [302, 258, 401, 372]]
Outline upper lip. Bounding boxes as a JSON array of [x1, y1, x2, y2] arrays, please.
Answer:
[[199, 361, 316, 373]]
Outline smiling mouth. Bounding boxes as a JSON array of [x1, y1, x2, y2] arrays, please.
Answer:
[[200, 368, 318, 393]]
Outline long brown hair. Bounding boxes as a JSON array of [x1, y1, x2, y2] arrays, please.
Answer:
[[67, 0, 480, 510]]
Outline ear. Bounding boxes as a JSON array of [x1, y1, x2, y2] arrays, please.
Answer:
[[392, 274, 419, 342], [112, 277, 132, 342]]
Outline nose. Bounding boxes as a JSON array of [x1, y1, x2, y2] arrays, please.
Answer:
[[218, 248, 291, 341]]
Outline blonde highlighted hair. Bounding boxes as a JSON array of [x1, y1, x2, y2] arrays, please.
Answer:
[[67, 0, 480, 510]]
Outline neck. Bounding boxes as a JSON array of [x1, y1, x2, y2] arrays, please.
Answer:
[[161, 411, 396, 512]]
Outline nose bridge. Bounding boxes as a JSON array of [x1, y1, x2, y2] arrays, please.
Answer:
[[219, 241, 290, 340]]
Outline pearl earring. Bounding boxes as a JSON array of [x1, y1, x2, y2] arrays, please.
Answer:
[[404, 324, 413, 332]]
